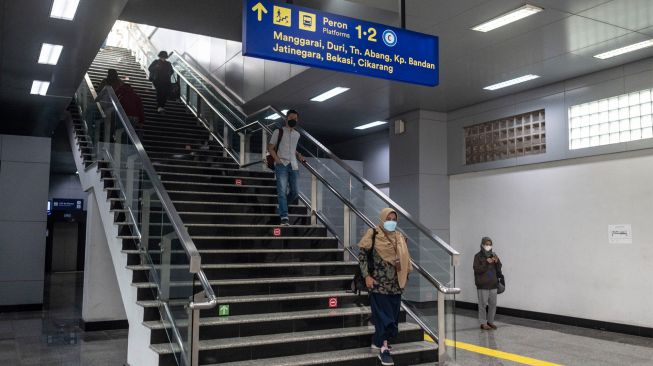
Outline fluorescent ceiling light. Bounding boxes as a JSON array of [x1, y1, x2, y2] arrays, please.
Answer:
[[355, 121, 387, 130], [310, 87, 349, 102], [265, 109, 289, 120], [38, 43, 63, 65], [31, 81, 50, 95], [472, 4, 543, 32], [594, 39, 653, 59], [484, 74, 539, 91], [50, 0, 80, 20]]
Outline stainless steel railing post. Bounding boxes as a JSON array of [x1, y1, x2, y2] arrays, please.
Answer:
[[239, 133, 246, 166], [343, 205, 351, 260], [160, 232, 175, 301], [310, 174, 318, 225], [125, 154, 138, 206], [438, 290, 446, 359], [190, 291, 204, 366], [141, 188, 153, 254]]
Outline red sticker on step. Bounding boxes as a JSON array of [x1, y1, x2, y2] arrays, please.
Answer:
[[328, 297, 338, 308], [273, 228, 282, 236], [235, 179, 242, 186]]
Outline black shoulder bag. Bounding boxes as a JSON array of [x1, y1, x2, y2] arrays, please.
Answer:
[[265, 128, 284, 170], [497, 262, 506, 294], [350, 229, 377, 295]]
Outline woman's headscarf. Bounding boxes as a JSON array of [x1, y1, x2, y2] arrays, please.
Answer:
[[480, 236, 494, 258], [358, 207, 413, 288]]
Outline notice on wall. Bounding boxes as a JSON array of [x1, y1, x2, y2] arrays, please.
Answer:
[[608, 224, 632, 244], [242, 0, 439, 86]]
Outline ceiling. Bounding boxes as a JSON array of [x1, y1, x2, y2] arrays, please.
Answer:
[[243, 0, 653, 142], [0, 0, 128, 136], [3, 0, 652, 144], [118, 0, 653, 143]]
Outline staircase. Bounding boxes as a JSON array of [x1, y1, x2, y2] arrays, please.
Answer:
[[71, 46, 437, 365]]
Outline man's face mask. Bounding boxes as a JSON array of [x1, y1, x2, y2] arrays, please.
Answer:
[[287, 119, 297, 128]]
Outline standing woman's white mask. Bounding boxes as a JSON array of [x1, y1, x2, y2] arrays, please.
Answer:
[[483, 245, 492, 252]]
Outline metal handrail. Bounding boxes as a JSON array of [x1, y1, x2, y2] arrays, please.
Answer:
[[95, 84, 217, 310], [265, 106, 461, 262], [182, 97, 241, 165], [301, 162, 460, 295], [170, 50, 247, 112], [127, 25, 458, 261]]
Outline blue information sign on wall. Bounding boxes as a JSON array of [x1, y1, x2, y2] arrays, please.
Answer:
[[243, 0, 439, 86], [52, 199, 83, 212]]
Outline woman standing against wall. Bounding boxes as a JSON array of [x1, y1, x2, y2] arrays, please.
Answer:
[[474, 236, 502, 330]]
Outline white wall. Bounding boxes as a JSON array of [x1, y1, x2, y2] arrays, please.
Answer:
[[450, 150, 653, 328], [0, 135, 51, 307], [144, 24, 307, 102], [82, 190, 127, 323], [330, 130, 390, 187], [448, 56, 653, 175]]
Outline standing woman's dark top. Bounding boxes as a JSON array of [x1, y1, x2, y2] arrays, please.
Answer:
[[148, 51, 174, 112]]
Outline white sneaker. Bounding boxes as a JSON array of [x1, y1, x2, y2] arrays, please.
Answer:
[[157, 107, 165, 113], [371, 344, 391, 351]]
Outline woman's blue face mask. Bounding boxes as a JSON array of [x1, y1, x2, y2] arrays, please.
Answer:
[[383, 220, 397, 232]]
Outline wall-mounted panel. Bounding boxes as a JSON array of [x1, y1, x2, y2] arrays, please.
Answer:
[[449, 56, 653, 175], [0, 161, 50, 222], [464, 110, 546, 165], [1, 135, 50, 163]]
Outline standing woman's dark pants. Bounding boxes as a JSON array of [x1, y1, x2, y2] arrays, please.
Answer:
[[370, 293, 402, 347], [154, 81, 171, 109]]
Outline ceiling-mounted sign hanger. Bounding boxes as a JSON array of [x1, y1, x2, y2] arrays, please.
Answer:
[[243, 0, 439, 86]]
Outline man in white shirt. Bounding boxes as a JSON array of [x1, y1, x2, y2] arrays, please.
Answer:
[[267, 110, 305, 226]]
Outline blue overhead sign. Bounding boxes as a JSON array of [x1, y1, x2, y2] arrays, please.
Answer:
[[242, 0, 439, 86]]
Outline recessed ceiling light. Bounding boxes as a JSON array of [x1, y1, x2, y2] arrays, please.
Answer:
[[265, 109, 289, 120], [310, 87, 349, 102], [472, 4, 543, 32], [31, 81, 50, 95], [483, 74, 540, 91], [50, 0, 80, 21], [38, 43, 63, 65], [594, 39, 653, 59], [354, 121, 387, 130]]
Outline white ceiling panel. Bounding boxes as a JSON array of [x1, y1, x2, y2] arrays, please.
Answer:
[[577, 0, 653, 31]]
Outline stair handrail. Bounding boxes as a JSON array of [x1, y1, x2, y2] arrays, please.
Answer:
[[90, 80, 217, 310], [300, 161, 461, 295], [161, 54, 460, 261], [246, 104, 461, 263], [170, 50, 247, 112]]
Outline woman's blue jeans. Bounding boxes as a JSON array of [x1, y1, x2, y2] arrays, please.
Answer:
[[370, 292, 401, 347], [274, 163, 298, 219]]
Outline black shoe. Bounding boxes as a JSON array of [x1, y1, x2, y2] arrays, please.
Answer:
[[280, 218, 290, 226], [378, 350, 394, 366]]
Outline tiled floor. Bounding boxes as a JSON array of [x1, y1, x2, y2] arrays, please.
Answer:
[[3, 274, 652, 365], [450, 308, 653, 366], [0, 273, 127, 366]]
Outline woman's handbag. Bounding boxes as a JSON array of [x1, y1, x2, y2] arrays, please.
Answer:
[[169, 75, 181, 100], [497, 270, 506, 294], [350, 230, 377, 295]]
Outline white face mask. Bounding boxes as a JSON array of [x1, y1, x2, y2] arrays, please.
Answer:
[[483, 245, 492, 252]]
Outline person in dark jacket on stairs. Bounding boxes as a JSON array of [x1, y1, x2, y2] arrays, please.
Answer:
[[100, 69, 145, 131], [474, 236, 502, 330], [148, 51, 174, 113], [358, 208, 413, 366]]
